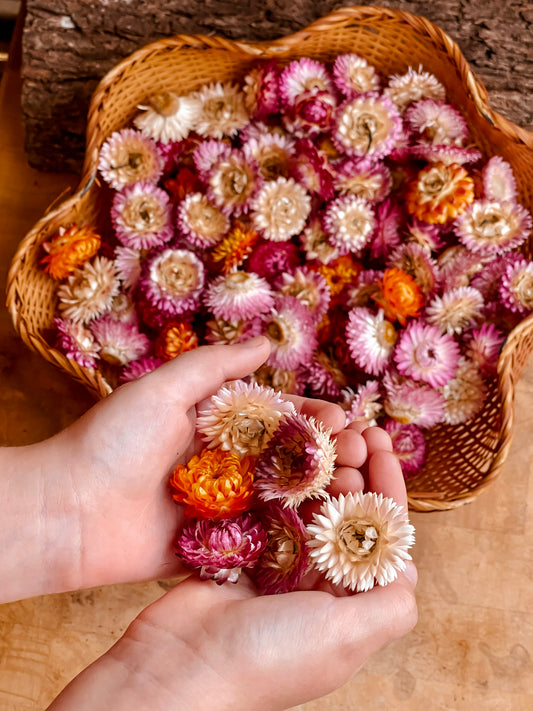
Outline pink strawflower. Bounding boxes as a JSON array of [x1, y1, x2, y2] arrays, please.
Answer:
[[204, 271, 274, 321], [250, 503, 310, 594], [405, 218, 444, 252], [441, 357, 487, 425], [465, 322, 505, 376], [482, 156, 518, 202], [176, 514, 268, 584], [500, 257, 533, 315], [193, 138, 232, 178], [382, 371, 445, 428], [333, 93, 402, 159], [264, 295, 317, 370], [283, 89, 337, 137], [346, 269, 383, 309], [279, 58, 334, 109], [290, 138, 335, 201], [385, 66, 446, 114], [247, 241, 301, 281], [243, 60, 281, 120], [107, 292, 139, 325], [370, 199, 403, 259], [242, 132, 295, 182], [394, 321, 460, 388], [120, 355, 164, 382], [332, 53, 380, 98], [333, 157, 392, 204], [255, 412, 336, 507], [205, 316, 264, 345], [410, 143, 482, 166], [176, 192, 230, 248], [250, 363, 305, 396], [90, 315, 151, 366], [98, 128, 163, 190], [323, 194, 376, 255], [54, 317, 101, 369], [251, 177, 311, 241], [276, 266, 330, 322], [299, 350, 346, 400], [470, 253, 520, 302], [346, 307, 397, 376], [437, 245, 486, 291], [207, 149, 259, 217], [425, 286, 484, 335], [384, 420, 426, 478], [111, 181, 173, 249], [388, 242, 439, 297], [344, 380, 383, 426], [405, 99, 469, 146], [114, 246, 143, 291], [454, 199, 532, 256]]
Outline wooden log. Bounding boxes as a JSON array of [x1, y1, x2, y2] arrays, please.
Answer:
[[20, 0, 533, 172]]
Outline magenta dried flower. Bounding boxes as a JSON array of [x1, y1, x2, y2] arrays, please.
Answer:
[[332, 53, 380, 98], [465, 322, 505, 376], [384, 420, 426, 478], [383, 370, 445, 429], [247, 241, 301, 282], [119, 355, 164, 382], [276, 266, 330, 323], [290, 138, 335, 201], [242, 132, 295, 182], [370, 198, 403, 259], [346, 307, 397, 376], [111, 181, 173, 250], [345, 379, 383, 426], [482, 156, 518, 203], [90, 315, 151, 366], [54, 317, 101, 369], [283, 89, 337, 137], [243, 60, 281, 120], [193, 138, 232, 177], [264, 295, 317, 370], [279, 58, 334, 109], [405, 99, 469, 146], [204, 271, 274, 321], [500, 257, 533, 315], [323, 194, 376, 255], [299, 350, 346, 400], [394, 320, 460, 388], [333, 157, 392, 204]]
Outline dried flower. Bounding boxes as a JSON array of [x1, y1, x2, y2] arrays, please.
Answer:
[[134, 92, 201, 143], [154, 321, 198, 361], [307, 491, 415, 592], [300, 350, 347, 400], [383, 371, 445, 428], [388, 243, 439, 297], [333, 157, 392, 203], [41, 224, 101, 280], [252, 177, 311, 241], [197, 380, 295, 458], [90, 316, 151, 366], [255, 412, 336, 507], [425, 286, 484, 335], [283, 89, 337, 137], [204, 271, 274, 321], [277, 266, 330, 322], [318, 255, 362, 299], [98, 128, 163, 190], [465, 322, 505, 375], [441, 357, 487, 425], [176, 513, 267, 584], [384, 420, 426, 478], [205, 316, 263, 345], [405, 162, 475, 224], [385, 66, 446, 113], [332, 53, 380, 98], [247, 241, 301, 281], [243, 61, 281, 120], [264, 295, 317, 370], [211, 224, 259, 273], [394, 320, 460, 387], [370, 199, 403, 259], [500, 258, 533, 315], [114, 246, 143, 291], [372, 267, 424, 326], [482, 156, 518, 202], [454, 199, 532, 255], [194, 82, 249, 138], [345, 380, 383, 426], [405, 99, 469, 146], [411, 143, 482, 166], [207, 149, 258, 216], [334, 93, 402, 159], [279, 58, 334, 108], [57, 257, 120, 323], [250, 364, 305, 396], [177, 192, 230, 249], [111, 182, 173, 249], [243, 132, 294, 182], [54, 317, 101, 369], [290, 138, 335, 201], [170, 447, 255, 519], [346, 307, 397, 376], [323, 194, 376, 255], [300, 216, 340, 264]]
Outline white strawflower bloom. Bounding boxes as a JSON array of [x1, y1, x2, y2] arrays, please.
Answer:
[[307, 491, 415, 592], [323, 194, 376, 254], [425, 286, 484, 335], [385, 65, 446, 113], [134, 92, 201, 143], [194, 82, 249, 138], [57, 257, 120, 323], [441, 356, 487, 425], [252, 177, 311, 241], [197, 380, 296, 457]]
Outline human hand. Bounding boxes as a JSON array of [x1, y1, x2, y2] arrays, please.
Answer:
[[46, 420, 417, 711]]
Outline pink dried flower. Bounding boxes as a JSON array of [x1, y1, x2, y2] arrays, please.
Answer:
[[465, 322, 505, 375], [114, 246, 143, 291], [276, 266, 330, 322], [332, 53, 380, 98], [405, 218, 444, 252], [345, 380, 383, 426], [346, 269, 383, 309], [176, 513, 267, 584], [251, 503, 310, 594], [111, 181, 173, 249], [410, 143, 482, 166], [441, 357, 487, 425], [437, 245, 486, 291], [470, 253, 520, 302], [193, 138, 232, 177], [299, 350, 346, 400], [119, 355, 164, 382], [243, 60, 281, 120], [283, 89, 337, 137], [405, 99, 469, 146], [204, 271, 274, 321], [90, 315, 150, 366], [98, 128, 163, 190], [454, 199, 532, 256], [252, 177, 311, 241], [290, 138, 335, 201], [333, 157, 392, 204], [346, 307, 397, 376], [299, 216, 340, 264], [54, 317, 101, 369], [370, 198, 403, 259], [207, 149, 259, 217], [500, 257, 533, 315], [383, 371, 445, 428], [242, 132, 295, 182], [57, 257, 120, 323], [176, 192, 230, 248], [425, 286, 484, 335], [255, 412, 336, 507], [334, 94, 402, 159], [388, 243, 439, 297], [394, 321, 460, 388], [482, 156, 518, 202], [279, 58, 334, 108], [323, 194, 376, 255], [264, 295, 318, 370], [384, 420, 426, 478], [247, 241, 301, 281], [205, 316, 264, 345]]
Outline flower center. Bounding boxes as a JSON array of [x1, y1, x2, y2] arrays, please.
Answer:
[[157, 256, 200, 295], [267, 320, 285, 343], [414, 343, 437, 369], [514, 272, 533, 308], [149, 92, 181, 117], [338, 520, 379, 558], [377, 319, 398, 347]]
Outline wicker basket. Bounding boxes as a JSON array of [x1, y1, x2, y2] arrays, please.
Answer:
[[7, 5, 533, 511]]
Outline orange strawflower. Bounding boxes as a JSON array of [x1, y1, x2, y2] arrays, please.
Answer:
[[170, 448, 255, 519], [40, 224, 101, 280], [163, 167, 200, 201], [405, 162, 475, 224], [154, 321, 198, 361], [318, 255, 361, 298], [212, 224, 259, 274], [372, 267, 424, 326]]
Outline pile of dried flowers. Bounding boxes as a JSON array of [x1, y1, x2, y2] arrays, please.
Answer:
[[41, 55, 533, 478], [169, 379, 415, 592]]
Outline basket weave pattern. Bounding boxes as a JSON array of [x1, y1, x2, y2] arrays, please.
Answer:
[[7, 6, 533, 511]]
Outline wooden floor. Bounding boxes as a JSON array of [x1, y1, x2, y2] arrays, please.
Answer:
[[0, 30, 532, 711]]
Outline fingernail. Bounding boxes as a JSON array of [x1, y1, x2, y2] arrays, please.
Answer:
[[239, 335, 269, 349], [403, 561, 418, 587]]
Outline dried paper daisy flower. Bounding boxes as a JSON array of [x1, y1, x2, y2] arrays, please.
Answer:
[[243, 60, 281, 121], [176, 192, 230, 249], [107, 292, 138, 325], [119, 355, 163, 383], [333, 157, 392, 203], [111, 182, 173, 249], [154, 321, 199, 361], [176, 513, 267, 584], [370, 199, 403, 259], [383, 370, 445, 428], [114, 246, 143, 291], [283, 89, 337, 137], [438, 245, 486, 291], [482, 156, 518, 202], [211, 224, 259, 274], [405, 162, 475, 224], [345, 380, 383, 426], [405, 218, 444, 253], [247, 241, 300, 282], [323, 194, 376, 255], [252, 177, 311, 241], [133, 91, 201, 143], [334, 93, 402, 159], [41, 224, 101, 280], [194, 82, 249, 139], [346, 268, 382, 309], [193, 138, 232, 177], [255, 412, 337, 508], [405, 99, 469, 146], [388, 243, 439, 297], [500, 257, 533, 315], [385, 66, 446, 114], [251, 503, 310, 594], [394, 320, 460, 388], [372, 267, 424, 326], [205, 316, 263, 345], [170, 447, 255, 519], [346, 307, 397, 376], [318, 254, 362, 299], [332, 53, 381, 98], [90, 315, 151, 366], [454, 199, 532, 256], [465, 322, 505, 375], [307, 491, 415, 592], [410, 143, 482, 166], [250, 363, 305, 396], [300, 216, 340, 264], [57, 257, 120, 323], [54, 317, 101, 369], [243, 132, 294, 182], [197, 380, 295, 458], [279, 57, 334, 108], [290, 138, 335, 201], [277, 266, 330, 323], [264, 295, 318, 370], [425, 286, 484, 335], [384, 420, 426, 478], [300, 350, 346, 400], [204, 271, 274, 322], [207, 149, 258, 217], [441, 356, 487, 425], [98, 128, 163, 190]]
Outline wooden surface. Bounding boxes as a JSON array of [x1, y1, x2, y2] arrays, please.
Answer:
[[1, 23, 533, 711]]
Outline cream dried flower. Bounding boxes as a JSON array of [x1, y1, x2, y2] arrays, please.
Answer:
[[194, 82, 249, 139], [441, 356, 487, 425], [134, 92, 201, 143], [307, 491, 415, 592], [425, 286, 484, 335], [384, 66, 446, 114], [252, 177, 311, 241], [57, 257, 120, 323], [196, 380, 296, 457]]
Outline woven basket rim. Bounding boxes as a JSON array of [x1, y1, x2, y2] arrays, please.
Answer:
[[6, 4, 533, 511]]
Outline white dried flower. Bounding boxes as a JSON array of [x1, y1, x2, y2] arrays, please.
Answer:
[[57, 257, 120, 323], [134, 92, 201, 143], [441, 356, 487, 425], [385, 66, 446, 113], [425, 286, 484, 335], [252, 177, 311, 241], [194, 82, 249, 138]]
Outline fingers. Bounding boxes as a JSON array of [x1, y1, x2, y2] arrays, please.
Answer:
[[284, 394, 346, 435], [367, 450, 408, 510]]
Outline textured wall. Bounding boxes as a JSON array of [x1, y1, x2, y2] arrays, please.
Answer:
[[20, 0, 533, 171]]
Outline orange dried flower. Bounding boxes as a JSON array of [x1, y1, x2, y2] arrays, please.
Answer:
[[154, 321, 199, 361], [318, 255, 361, 298], [373, 267, 424, 326], [40, 224, 101, 280], [170, 448, 255, 519], [212, 224, 259, 273], [405, 162, 474, 224], [163, 167, 200, 201]]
